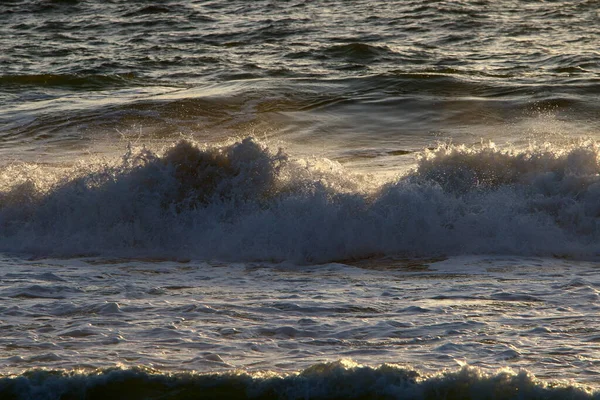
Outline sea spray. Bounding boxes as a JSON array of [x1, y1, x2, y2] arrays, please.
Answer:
[[1, 138, 600, 262]]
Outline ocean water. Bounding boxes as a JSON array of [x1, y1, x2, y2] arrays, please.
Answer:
[[1, 0, 600, 398]]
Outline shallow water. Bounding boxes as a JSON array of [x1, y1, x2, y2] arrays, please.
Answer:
[[2, 255, 600, 398]]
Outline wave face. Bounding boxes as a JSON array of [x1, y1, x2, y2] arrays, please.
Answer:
[[1, 362, 597, 400], [1, 138, 600, 262]]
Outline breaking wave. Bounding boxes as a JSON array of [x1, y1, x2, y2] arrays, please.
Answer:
[[2, 138, 600, 263], [0, 361, 597, 400]]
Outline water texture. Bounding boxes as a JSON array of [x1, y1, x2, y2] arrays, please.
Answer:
[[1, 1, 600, 398]]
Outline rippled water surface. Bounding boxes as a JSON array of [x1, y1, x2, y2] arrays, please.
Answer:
[[3, 0, 599, 80], [1, 0, 599, 165], [1, 1, 600, 398]]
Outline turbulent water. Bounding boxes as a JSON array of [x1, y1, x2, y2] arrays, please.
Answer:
[[1, 1, 600, 399]]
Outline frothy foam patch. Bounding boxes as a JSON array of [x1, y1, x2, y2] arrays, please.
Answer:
[[1, 138, 600, 262], [0, 362, 596, 400]]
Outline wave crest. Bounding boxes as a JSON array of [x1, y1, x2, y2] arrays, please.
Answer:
[[0, 363, 596, 400], [415, 142, 600, 193], [2, 139, 600, 262]]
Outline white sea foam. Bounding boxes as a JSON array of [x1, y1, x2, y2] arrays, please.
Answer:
[[0, 362, 597, 400], [1, 138, 600, 262], [1, 253, 598, 389]]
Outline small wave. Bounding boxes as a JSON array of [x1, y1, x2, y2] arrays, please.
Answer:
[[321, 43, 395, 62], [0, 73, 145, 90], [0, 361, 596, 400], [122, 6, 172, 17], [2, 138, 600, 262]]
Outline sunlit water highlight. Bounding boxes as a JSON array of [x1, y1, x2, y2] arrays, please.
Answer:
[[1, 0, 600, 398]]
